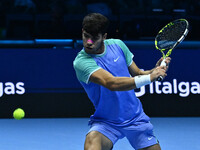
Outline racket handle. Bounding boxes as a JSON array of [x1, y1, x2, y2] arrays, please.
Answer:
[[157, 59, 166, 81], [160, 58, 166, 66]]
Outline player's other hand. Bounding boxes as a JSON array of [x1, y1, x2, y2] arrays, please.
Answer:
[[150, 66, 167, 82], [156, 57, 171, 69]]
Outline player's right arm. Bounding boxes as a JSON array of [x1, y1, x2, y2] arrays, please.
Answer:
[[74, 50, 166, 91], [89, 67, 166, 91], [90, 68, 136, 91]]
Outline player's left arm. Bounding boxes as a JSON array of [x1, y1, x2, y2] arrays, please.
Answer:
[[128, 57, 171, 77], [128, 60, 153, 77]]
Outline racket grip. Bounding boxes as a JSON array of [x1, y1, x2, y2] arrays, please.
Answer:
[[157, 76, 163, 81], [157, 59, 166, 81], [160, 58, 166, 66]]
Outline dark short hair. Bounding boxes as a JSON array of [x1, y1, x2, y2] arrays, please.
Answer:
[[82, 13, 109, 36]]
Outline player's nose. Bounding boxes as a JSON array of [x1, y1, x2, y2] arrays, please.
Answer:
[[87, 39, 94, 45]]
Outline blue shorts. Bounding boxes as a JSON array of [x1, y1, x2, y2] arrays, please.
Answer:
[[87, 120, 158, 150]]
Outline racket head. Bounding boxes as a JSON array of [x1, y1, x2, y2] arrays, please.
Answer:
[[155, 19, 189, 53]]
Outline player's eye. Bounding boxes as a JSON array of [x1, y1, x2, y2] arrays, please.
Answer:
[[93, 36, 99, 41], [84, 34, 89, 38]]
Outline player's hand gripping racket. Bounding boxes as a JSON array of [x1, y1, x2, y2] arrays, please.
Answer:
[[155, 19, 189, 81]]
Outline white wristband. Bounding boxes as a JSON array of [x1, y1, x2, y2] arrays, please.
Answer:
[[134, 74, 151, 88]]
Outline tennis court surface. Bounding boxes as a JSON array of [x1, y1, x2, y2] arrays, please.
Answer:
[[0, 117, 199, 150]]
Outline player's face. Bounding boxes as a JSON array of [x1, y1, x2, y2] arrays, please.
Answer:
[[82, 30, 106, 54]]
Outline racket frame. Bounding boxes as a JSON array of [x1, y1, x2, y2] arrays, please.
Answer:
[[155, 19, 189, 58], [155, 19, 189, 81]]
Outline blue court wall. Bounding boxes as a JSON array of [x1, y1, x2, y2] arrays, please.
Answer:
[[0, 40, 199, 118]]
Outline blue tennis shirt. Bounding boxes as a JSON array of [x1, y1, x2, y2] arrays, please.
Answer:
[[73, 39, 149, 126]]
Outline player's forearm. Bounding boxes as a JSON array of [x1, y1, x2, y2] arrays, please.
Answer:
[[106, 75, 152, 91], [106, 77, 136, 91], [130, 68, 153, 77], [139, 68, 154, 75], [90, 69, 153, 91]]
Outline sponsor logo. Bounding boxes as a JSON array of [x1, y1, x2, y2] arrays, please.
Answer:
[[135, 79, 200, 97], [114, 56, 120, 62], [0, 82, 25, 97], [148, 136, 154, 140]]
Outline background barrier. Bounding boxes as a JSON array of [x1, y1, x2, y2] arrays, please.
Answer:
[[0, 40, 199, 118]]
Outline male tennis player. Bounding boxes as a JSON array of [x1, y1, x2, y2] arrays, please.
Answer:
[[73, 13, 171, 150]]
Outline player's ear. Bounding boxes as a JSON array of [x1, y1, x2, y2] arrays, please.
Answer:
[[103, 33, 107, 40]]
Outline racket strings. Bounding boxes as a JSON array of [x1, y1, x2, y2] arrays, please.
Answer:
[[156, 20, 187, 50]]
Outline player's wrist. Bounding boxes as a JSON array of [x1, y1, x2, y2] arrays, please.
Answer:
[[150, 73, 157, 82], [134, 74, 151, 88]]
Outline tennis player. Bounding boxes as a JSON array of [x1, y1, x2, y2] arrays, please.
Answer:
[[73, 13, 171, 150]]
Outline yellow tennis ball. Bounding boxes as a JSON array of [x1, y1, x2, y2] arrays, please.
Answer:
[[13, 108, 25, 120]]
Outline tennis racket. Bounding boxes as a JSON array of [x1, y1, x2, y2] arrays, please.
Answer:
[[155, 19, 189, 81]]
